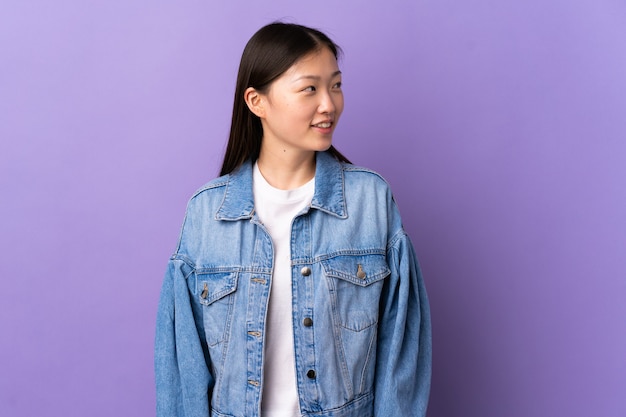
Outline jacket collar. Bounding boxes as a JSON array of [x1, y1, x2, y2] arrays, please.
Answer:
[[216, 151, 347, 221]]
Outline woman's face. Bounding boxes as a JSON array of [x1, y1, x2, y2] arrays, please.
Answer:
[[256, 47, 344, 158]]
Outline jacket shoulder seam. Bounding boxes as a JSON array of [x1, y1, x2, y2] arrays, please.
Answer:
[[189, 176, 229, 199], [387, 229, 409, 251], [342, 165, 391, 186]]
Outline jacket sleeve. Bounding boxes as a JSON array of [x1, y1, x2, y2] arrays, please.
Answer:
[[155, 259, 213, 416], [374, 231, 432, 416]]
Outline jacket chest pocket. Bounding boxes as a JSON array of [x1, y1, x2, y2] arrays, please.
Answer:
[[196, 271, 238, 346], [321, 254, 390, 332]]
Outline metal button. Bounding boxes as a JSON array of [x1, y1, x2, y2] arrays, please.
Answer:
[[303, 317, 313, 327], [300, 266, 311, 276], [356, 264, 366, 279], [306, 369, 316, 379]]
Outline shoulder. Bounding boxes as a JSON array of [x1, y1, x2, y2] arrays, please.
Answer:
[[178, 175, 232, 219], [340, 162, 406, 232], [341, 163, 393, 194], [179, 174, 231, 215], [189, 174, 230, 200]]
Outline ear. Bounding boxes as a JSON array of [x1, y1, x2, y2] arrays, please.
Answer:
[[244, 87, 266, 118]]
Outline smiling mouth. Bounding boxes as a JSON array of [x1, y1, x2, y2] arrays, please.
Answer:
[[312, 121, 332, 128]]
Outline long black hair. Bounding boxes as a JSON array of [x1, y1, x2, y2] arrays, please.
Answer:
[[220, 22, 351, 176]]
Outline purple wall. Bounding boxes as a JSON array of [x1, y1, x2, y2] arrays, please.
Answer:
[[1, 1, 625, 416]]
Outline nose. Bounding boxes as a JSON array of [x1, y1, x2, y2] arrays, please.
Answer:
[[318, 90, 336, 115]]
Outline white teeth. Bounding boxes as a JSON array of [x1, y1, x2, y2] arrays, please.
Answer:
[[315, 122, 332, 128]]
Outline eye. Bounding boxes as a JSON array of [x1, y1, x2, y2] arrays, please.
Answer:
[[333, 81, 342, 89], [303, 86, 316, 92]]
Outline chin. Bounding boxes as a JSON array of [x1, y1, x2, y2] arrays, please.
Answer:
[[313, 138, 334, 152]]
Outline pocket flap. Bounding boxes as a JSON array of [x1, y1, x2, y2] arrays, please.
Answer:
[[321, 253, 390, 287], [197, 271, 238, 305]]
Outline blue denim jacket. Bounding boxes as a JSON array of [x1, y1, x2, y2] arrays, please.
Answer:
[[155, 151, 431, 417]]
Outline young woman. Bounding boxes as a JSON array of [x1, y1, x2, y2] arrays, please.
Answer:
[[155, 22, 431, 417]]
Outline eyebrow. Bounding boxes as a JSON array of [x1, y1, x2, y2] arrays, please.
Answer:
[[294, 70, 342, 81]]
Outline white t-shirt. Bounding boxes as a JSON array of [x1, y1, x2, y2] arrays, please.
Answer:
[[253, 163, 315, 417]]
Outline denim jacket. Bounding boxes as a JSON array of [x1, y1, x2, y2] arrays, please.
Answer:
[[155, 151, 431, 417]]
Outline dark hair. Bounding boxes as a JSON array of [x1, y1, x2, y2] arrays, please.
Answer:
[[220, 22, 351, 176]]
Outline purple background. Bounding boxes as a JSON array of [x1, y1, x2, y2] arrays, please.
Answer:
[[1, 1, 625, 416]]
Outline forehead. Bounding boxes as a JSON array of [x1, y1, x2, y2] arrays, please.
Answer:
[[282, 47, 340, 78]]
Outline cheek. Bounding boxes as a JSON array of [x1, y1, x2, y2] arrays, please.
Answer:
[[335, 96, 345, 116], [289, 102, 316, 120], [268, 101, 301, 124]]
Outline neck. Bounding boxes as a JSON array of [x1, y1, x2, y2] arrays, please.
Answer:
[[257, 148, 316, 190]]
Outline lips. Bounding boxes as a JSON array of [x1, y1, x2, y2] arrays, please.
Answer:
[[312, 121, 333, 128]]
